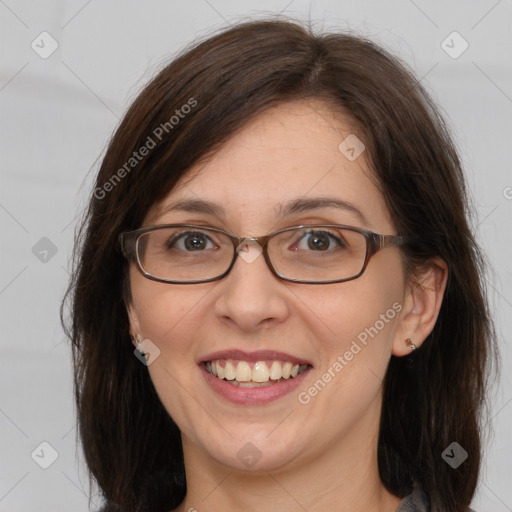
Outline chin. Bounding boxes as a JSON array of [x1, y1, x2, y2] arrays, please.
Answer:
[[198, 426, 303, 473]]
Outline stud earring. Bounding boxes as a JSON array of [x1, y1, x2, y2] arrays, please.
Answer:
[[405, 337, 417, 351]]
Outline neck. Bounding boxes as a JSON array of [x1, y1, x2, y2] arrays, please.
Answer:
[[174, 403, 402, 512]]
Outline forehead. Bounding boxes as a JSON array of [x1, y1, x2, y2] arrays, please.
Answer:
[[147, 100, 394, 232]]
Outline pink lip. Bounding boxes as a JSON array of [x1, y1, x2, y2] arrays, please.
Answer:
[[200, 364, 312, 405], [199, 350, 313, 405], [199, 349, 312, 366]]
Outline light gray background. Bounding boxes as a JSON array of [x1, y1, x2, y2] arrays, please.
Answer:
[[1, 1, 511, 511]]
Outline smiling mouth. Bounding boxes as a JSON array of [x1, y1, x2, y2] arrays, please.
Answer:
[[205, 359, 310, 387]]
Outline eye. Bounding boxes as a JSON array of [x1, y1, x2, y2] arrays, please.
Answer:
[[167, 231, 217, 252], [293, 229, 347, 252]]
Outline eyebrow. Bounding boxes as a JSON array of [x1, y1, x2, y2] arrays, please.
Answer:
[[157, 197, 369, 225]]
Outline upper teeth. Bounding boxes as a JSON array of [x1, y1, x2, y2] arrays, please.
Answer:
[[206, 359, 308, 383]]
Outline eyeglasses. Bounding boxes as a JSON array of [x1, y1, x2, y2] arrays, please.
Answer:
[[118, 223, 408, 285]]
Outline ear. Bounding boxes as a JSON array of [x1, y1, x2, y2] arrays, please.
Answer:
[[126, 301, 142, 347], [392, 257, 448, 356]]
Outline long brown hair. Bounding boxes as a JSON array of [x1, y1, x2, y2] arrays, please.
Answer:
[[62, 18, 497, 512]]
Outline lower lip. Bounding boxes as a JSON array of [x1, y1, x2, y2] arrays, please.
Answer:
[[200, 364, 311, 405]]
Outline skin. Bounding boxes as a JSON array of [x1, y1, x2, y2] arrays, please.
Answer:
[[127, 99, 447, 512]]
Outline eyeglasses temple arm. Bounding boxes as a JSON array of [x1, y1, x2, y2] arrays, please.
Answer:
[[374, 234, 410, 249], [118, 233, 136, 260]]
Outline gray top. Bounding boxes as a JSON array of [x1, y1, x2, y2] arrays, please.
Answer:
[[396, 481, 430, 511], [396, 481, 476, 511]]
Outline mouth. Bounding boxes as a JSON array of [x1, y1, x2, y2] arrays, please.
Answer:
[[199, 349, 313, 403], [204, 359, 310, 387]]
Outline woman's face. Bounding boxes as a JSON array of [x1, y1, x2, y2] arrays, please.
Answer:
[[128, 100, 411, 473]]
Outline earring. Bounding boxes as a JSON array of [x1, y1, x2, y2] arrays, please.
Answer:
[[405, 337, 417, 352], [133, 333, 144, 349]]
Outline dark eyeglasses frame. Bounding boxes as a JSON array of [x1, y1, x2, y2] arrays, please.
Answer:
[[119, 223, 409, 285]]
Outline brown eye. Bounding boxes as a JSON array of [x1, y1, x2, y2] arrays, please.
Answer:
[[167, 231, 215, 252], [294, 230, 346, 252]]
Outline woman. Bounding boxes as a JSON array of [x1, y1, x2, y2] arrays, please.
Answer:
[[63, 19, 497, 512]]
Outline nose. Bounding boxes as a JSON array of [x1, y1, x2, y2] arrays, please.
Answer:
[[213, 240, 289, 332]]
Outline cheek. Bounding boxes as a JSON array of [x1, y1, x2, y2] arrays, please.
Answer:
[[292, 261, 404, 423], [129, 276, 211, 424], [294, 254, 405, 361], [129, 271, 206, 354]]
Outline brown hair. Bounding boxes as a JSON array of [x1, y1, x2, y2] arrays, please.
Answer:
[[62, 18, 497, 512]]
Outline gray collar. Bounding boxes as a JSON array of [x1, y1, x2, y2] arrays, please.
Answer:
[[396, 481, 430, 512]]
